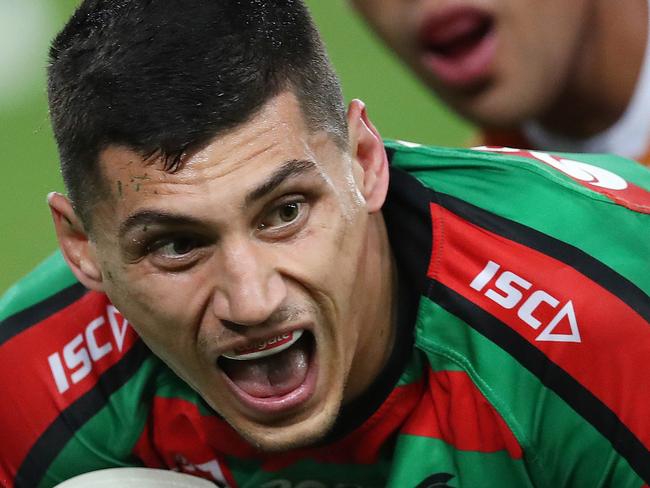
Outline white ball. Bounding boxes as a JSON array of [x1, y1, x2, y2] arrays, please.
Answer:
[[53, 467, 217, 487]]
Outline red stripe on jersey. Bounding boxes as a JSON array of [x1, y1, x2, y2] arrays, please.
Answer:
[[133, 382, 424, 478], [133, 422, 166, 467], [133, 396, 242, 486], [428, 202, 650, 450], [0, 291, 139, 477], [401, 369, 522, 458], [262, 380, 424, 471], [474, 147, 650, 214]]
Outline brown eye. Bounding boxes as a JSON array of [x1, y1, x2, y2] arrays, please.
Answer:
[[156, 237, 200, 257], [278, 202, 300, 222], [258, 200, 306, 231], [146, 235, 208, 270]]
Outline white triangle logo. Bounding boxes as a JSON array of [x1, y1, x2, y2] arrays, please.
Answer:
[[107, 305, 130, 352], [537, 300, 581, 343]]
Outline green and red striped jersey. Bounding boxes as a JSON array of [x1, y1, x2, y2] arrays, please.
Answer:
[[1, 142, 649, 487]]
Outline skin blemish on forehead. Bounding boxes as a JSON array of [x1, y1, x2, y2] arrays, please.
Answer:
[[117, 180, 123, 198], [118, 210, 206, 240]]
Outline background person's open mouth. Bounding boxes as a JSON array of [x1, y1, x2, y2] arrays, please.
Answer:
[[419, 7, 496, 86]]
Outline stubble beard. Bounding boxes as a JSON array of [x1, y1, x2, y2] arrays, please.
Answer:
[[229, 394, 344, 453]]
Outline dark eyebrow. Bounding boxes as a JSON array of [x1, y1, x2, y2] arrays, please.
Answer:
[[244, 159, 317, 206], [118, 210, 204, 239], [118, 159, 318, 239]]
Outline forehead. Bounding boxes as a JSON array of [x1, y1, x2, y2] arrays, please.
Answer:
[[102, 92, 313, 174], [94, 92, 341, 223]]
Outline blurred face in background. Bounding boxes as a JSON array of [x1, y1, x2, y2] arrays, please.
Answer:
[[350, 0, 593, 128]]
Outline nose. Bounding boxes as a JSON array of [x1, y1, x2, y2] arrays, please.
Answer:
[[211, 238, 287, 326]]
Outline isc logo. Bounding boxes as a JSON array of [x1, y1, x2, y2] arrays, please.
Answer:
[[470, 260, 581, 343], [47, 305, 131, 393]]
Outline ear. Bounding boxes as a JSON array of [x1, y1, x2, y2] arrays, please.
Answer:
[[48, 192, 104, 291], [347, 99, 390, 212]]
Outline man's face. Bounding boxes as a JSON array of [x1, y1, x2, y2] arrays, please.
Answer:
[[351, 0, 591, 127], [84, 92, 393, 451]]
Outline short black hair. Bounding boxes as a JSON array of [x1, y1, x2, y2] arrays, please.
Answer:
[[48, 0, 347, 226]]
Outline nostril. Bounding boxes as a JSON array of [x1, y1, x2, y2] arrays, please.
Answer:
[[220, 319, 244, 330], [218, 317, 267, 330], [211, 269, 287, 327]]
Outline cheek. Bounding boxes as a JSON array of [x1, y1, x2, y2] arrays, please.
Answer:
[[501, 2, 581, 71], [352, 0, 385, 23], [355, 1, 408, 49], [285, 228, 344, 282], [104, 268, 205, 345], [488, 19, 562, 101], [282, 210, 364, 294]]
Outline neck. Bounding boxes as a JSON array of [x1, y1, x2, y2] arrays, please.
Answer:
[[345, 213, 396, 402], [537, 0, 648, 138]]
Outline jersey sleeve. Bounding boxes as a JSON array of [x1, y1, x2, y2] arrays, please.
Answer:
[[385, 141, 650, 486], [0, 252, 152, 487]]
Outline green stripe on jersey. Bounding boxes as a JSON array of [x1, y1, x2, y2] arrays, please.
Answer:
[[38, 355, 161, 487], [228, 456, 390, 488], [0, 251, 76, 321], [154, 366, 216, 416], [415, 297, 645, 487], [388, 435, 532, 487], [387, 142, 650, 294]]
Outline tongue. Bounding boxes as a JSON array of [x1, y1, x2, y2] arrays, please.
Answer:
[[421, 11, 491, 58], [426, 14, 484, 47], [222, 340, 308, 398]]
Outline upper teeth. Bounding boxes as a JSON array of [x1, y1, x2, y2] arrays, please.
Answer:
[[222, 330, 303, 361]]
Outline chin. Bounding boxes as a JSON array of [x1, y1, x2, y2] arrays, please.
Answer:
[[454, 94, 533, 129], [429, 77, 528, 128], [231, 398, 341, 452]]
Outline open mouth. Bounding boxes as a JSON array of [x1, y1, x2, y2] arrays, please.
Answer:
[[422, 11, 493, 59], [218, 329, 315, 402], [419, 8, 496, 86]]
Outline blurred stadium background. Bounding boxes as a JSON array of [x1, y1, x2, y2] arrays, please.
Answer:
[[0, 0, 472, 294]]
